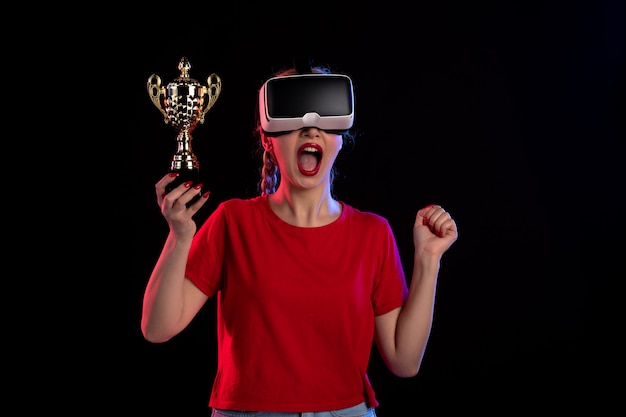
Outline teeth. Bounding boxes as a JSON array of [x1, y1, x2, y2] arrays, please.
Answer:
[[303, 147, 319, 153]]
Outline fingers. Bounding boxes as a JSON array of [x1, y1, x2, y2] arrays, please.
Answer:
[[418, 204, 457, 239], [155, 172, 181, 202], [155, 173, 210, 211], [163, 181, 204, 209]]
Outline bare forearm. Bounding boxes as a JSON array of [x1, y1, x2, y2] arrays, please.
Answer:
[[141, 232, 194, 342], [393, 253, 441, 376]]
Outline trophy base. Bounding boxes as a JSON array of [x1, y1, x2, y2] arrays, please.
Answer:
[[166, 168, 202, 206]]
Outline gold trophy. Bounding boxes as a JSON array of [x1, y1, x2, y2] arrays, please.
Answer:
[[147, 57, 221, 200]]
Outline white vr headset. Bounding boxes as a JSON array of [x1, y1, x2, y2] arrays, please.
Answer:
[[258, 73, 355, 135]]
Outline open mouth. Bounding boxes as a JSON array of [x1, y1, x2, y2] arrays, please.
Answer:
[[297, 143, 322, 176]]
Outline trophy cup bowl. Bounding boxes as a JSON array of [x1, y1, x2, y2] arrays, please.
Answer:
[[147, 57, 221, 201]]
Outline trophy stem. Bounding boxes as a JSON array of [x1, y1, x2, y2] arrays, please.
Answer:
[[171, 130, 199, 171], [165, 129, 202, 205]]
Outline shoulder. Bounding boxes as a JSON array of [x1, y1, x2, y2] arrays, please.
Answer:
[[218, 196, 265, 212], [341, 202, 392, 231], [210, 196, 268, 224]]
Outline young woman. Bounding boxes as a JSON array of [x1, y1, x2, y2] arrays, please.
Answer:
[[141, 64, 458, 416]]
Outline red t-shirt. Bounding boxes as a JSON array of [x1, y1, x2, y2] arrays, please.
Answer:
[[185, 196, 409, 412]]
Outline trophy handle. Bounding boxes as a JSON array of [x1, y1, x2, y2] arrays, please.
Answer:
[[147, 74, 169, 123], [198, 73, 222, 124]]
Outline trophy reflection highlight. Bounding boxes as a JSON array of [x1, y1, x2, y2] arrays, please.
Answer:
[[147, 57, 221, 199]]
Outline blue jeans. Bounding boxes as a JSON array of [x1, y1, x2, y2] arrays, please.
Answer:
[[211, 402, 376, 417]]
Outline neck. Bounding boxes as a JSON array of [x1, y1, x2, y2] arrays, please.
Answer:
[[267, 186, 341, 227]]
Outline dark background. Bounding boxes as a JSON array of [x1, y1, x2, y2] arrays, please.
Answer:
[[123, 2, 623, 415]]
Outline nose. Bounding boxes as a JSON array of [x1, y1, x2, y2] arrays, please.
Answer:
[[301, 127, 321, 137]]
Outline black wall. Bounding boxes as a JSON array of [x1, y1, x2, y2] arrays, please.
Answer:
[[123, 2, 624, 415]]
